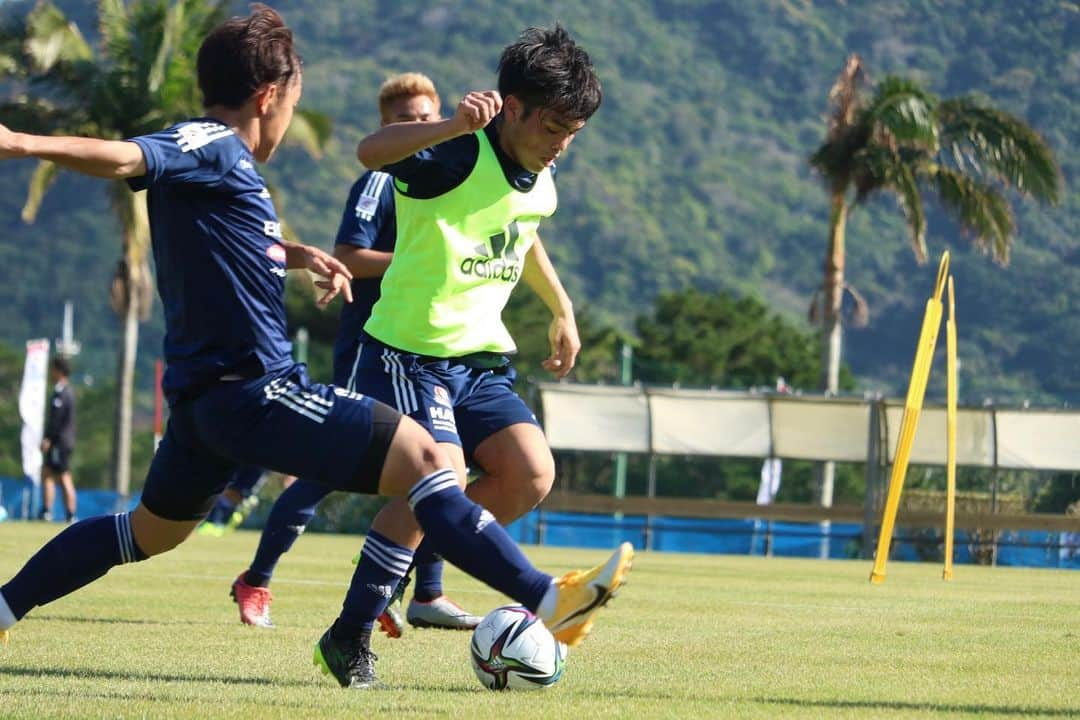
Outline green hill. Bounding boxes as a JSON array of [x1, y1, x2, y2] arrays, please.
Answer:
[[0, 0, 1075, 403]]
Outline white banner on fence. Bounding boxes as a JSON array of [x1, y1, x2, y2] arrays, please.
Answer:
[[995, 410, 1080, 471], [772, 398, 870, 462], [19, 338, 50, 484], [540, 384, 650, 452], [649, 390, 770, 456]]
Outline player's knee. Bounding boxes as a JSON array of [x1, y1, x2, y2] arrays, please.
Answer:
[[130, 505, 197, 557], [505, 450, 555, 510], [382, 416, 463, 496]]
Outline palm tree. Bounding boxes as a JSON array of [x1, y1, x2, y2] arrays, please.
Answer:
[[808, 54, 1061, 511], [1, 1, 330, 496]]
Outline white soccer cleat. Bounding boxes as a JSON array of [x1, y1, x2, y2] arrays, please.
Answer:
[[407, 595, 482, 630]]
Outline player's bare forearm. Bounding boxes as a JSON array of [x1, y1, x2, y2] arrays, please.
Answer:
[[0, 127, 145, 179], [356, 90, 502, 169], [523, 239, 574, 320], [356, 119, 465, 169], [333, 245, 393, 278], [524, 239, 580, 378]]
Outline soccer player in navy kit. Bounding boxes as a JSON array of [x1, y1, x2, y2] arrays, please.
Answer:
[[231, 73, 481, 634], [0, 5, 632, 689]]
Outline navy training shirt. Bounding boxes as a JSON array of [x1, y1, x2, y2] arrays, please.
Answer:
[[333, 169, 396, 361], [384, 120, 550, 198], [127, 119, 294, 404]]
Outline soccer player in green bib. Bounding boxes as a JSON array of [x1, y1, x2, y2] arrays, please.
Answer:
[[335, 26, 602, 681]]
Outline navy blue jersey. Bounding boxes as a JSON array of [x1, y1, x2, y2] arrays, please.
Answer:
[[333, 170, 396, 362], [384, 120, 548, 198], [127, 119, 293, 403]]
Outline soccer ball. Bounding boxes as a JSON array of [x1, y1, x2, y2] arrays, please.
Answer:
[[469, 605, 566, 690]]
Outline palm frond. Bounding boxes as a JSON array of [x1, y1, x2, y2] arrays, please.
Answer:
[[891, 161, 927, 262], [864, 76, 939, 148], [282, 109, 333, 159], [148, 0, 185, 93], [23, 2, 92, 72], [939, 97, 1062, 204], [933, 166, 1014, 265], [20, 160, 60, 223], [824, 54, 866, 138], [97, 0, 133, 74]]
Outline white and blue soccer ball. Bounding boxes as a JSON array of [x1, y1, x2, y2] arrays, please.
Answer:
[[469, 605, 566, 690]]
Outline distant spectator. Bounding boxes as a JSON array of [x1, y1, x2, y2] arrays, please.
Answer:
[[40, 356, 76, 523]]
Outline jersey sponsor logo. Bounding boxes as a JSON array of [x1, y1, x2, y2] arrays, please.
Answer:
[[258, 187, 271, 199], [238, 159, 255, 171], [174, 122, 234, 153], [433, 385, 451, 408], [429, 405, 457, 434], [266, 244, 287, 263], [263, 220, 283, 239], [459, 220, 522, 283]]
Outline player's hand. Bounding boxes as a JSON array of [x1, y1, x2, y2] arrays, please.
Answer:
[[543, 314, 580, 379], [303, 245, 353, 307], [453, 91, 502, 133]]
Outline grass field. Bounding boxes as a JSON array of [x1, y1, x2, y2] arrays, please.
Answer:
[[0, 523, 1077, 719]]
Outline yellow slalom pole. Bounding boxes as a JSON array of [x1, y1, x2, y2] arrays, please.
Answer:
[[870, 252, 949, 584], [943, 276, 958, 580]]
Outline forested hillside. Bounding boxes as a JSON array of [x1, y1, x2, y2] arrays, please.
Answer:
[[0, 0, 1075, 404]]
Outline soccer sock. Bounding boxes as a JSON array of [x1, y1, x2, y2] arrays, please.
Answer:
[[411, 539, 444, 602], [408, 469, 552, 612], [0, 513, 148, 622], [205, 497, 237, 526], [245, 479, 328, 587], [336, 530, 413, 638]]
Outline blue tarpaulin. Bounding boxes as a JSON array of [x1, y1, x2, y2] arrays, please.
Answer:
[[1, 477, 1075, 570]]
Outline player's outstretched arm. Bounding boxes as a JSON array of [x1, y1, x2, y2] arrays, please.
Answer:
[[333, 245, 393, 279], [0, 123, 145, 179], [356, 90, 502, 170], [522, 238, 580, 379], [283, 241, 354, 307]]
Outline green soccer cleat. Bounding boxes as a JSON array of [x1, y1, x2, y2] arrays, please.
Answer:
[[195, 521, 226, 537], [313, 626, 381, 689]]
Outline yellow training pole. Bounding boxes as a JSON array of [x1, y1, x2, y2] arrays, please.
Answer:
[[943, 276, 958, 580], [870, 252, 950, 584]]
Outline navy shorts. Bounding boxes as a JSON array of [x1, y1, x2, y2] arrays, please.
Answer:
[[337, 337, 539, 459], [141, 363, 401, 521], [44, 445, 73, 473]]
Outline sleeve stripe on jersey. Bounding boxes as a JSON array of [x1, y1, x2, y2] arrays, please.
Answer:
[[174, 122, 236, 153], [355, 172, 390, 222]]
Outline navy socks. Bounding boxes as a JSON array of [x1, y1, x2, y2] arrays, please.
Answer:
[[411, 540, 444, 602], [336, 530, 413, 638], [0, 513, 148, 621], [246, 479, 329, 587], [407, 469, 551, 611]]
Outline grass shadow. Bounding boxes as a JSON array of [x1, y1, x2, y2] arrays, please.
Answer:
[[752, 696, 1079, 717], [0, 665, 313, 689]]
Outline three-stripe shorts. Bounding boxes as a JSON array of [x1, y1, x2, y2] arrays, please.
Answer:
[[140, 363, 400, 521], [338, 337, 539, 462]]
